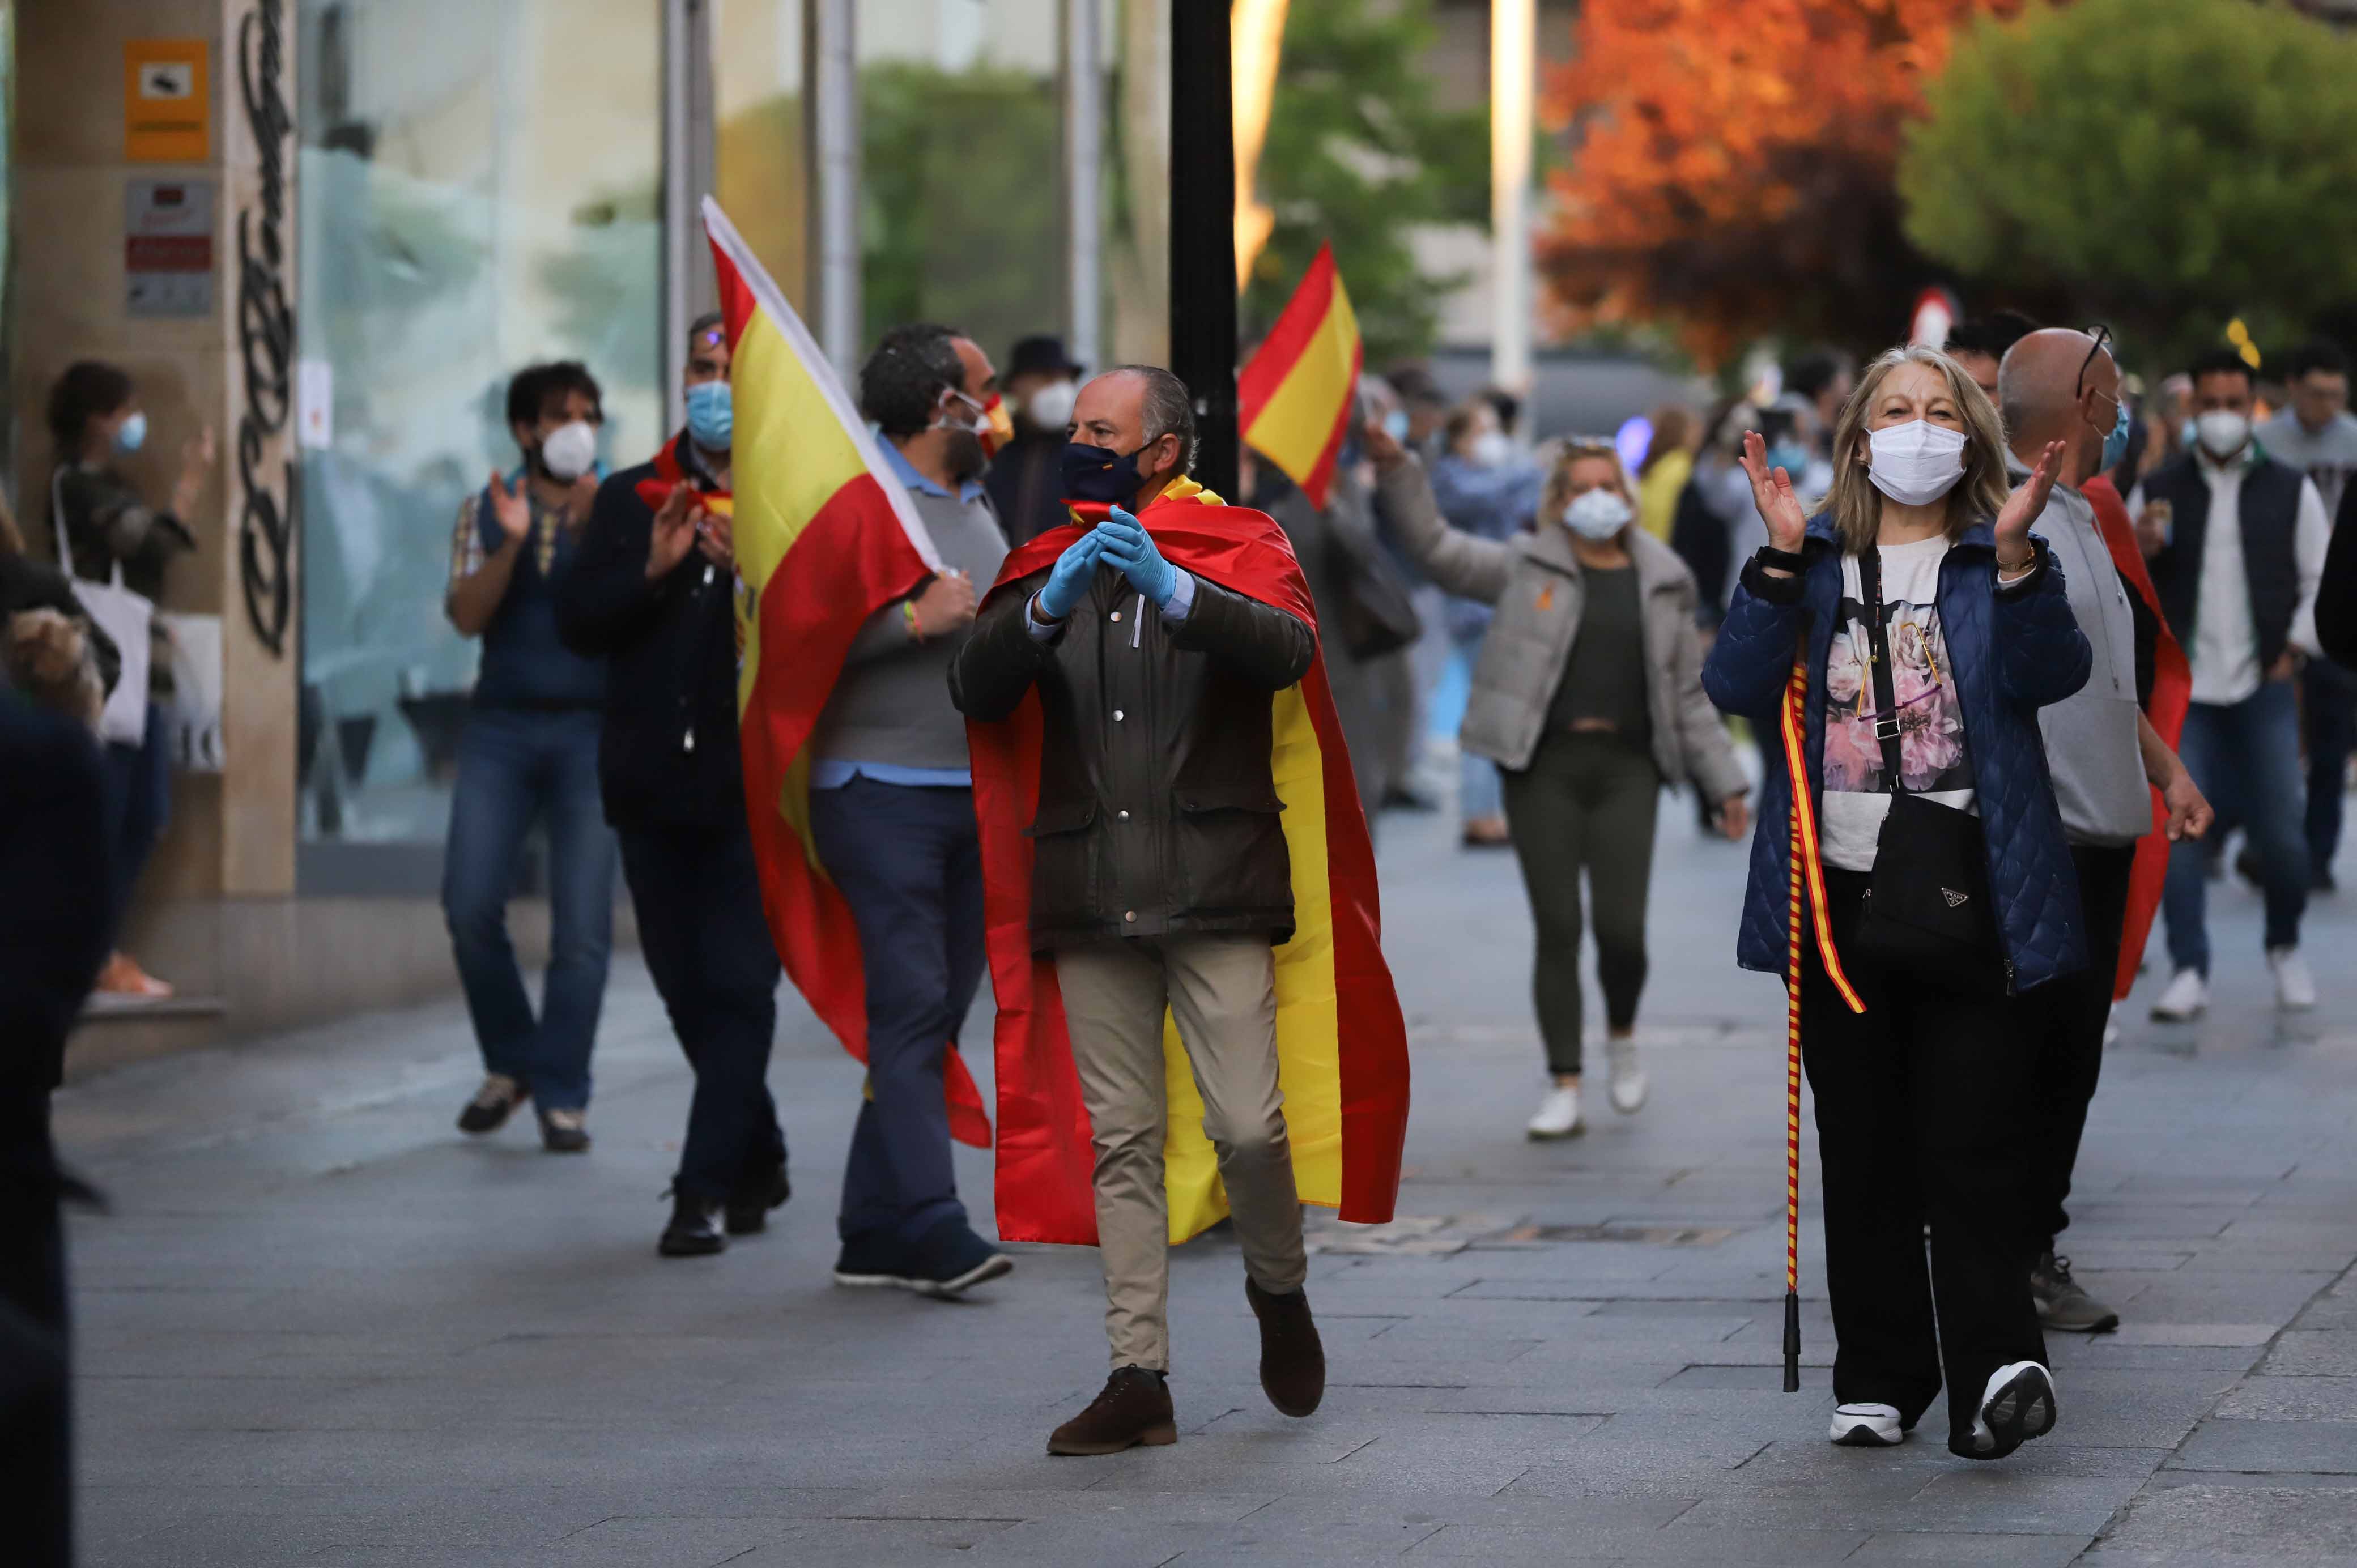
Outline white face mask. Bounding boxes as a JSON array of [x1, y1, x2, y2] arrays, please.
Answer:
[[1023, 379, 1078, 432], [2195, 409, 2252, 459], [1470, 430, 1512, 468], [539, 420, 598, 482], [1562, 488, 1633, 540], [1865, 419, 1968, 506]]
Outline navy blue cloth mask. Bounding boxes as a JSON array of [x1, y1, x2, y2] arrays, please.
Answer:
[[1061, 441, 1147, 505]]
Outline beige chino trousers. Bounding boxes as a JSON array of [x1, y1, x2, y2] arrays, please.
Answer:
[[1053, 935, 1308, 1371]]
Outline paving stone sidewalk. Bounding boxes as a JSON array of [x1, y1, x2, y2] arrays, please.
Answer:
[[58, 806, 2357, 1567]]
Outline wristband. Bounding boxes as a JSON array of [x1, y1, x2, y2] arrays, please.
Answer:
[[903, 599, 922, 641]]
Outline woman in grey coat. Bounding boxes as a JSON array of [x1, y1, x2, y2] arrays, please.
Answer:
[[1369, 425, 1751, 1137]]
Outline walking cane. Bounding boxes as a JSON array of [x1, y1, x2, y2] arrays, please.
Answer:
[[1779, 654, 1864, 1392]]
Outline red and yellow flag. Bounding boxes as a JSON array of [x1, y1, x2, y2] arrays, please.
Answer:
[[1237, 242, 1364, 510], [704, 197, 991, 1147], [966, 485, 1411, 1244]]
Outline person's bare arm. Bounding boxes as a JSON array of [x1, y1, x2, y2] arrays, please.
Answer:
[[2138, 711, 2212, 842], [445, 474, 531, 638]]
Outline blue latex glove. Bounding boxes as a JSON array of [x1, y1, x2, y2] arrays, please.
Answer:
[[1037, 528, 1109, 621], [1092, 508, 1180, 608]]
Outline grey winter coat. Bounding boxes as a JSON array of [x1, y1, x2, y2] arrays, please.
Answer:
[[1376, 459, 1748, 803]]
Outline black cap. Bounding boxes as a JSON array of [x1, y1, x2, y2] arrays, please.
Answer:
[[1007, 334, 1084, 380]]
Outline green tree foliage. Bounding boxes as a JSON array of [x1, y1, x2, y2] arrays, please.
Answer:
[[1900, 0, 2357, 369], [860, 62, 1063, 361], [1246, 0, 1488, 366]]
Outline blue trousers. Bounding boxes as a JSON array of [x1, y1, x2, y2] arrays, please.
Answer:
[[2304, 658, 2356, 880], [618, 824, 785, 1203], [441, 708, 616, 1111], [2165, 681, 2308, 973], [99, 701, 172, 939], [806, 776, 985, 1249]]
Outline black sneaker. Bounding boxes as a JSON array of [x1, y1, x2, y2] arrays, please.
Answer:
[[725, 1163, 790, 1235], [457, 1074, 527, 1135], [832, 1230, 916, 1291], [905, 1217, 1013, 1299], [2030, 1251, 2119, 1333], [657, 1195, 726, 1258], [537, 1107, 590, 1154]]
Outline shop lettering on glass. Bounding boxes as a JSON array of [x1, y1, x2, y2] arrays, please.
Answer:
[[235, 0, 295, 657]]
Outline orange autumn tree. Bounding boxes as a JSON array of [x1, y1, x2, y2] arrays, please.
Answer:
[[1538, 0, 2030, 367]]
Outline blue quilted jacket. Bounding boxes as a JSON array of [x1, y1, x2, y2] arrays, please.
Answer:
[[1703, 515, 2093, 993]]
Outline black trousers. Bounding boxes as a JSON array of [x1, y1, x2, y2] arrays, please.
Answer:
[[0, 1105, 70, 1568], [1800, 870, 2048, 1438], [618, 825, 786, 1203], [2023, 843, 2136, 1250]]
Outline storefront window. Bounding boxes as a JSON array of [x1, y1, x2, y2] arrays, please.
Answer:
[[296, 0, 663, 851]]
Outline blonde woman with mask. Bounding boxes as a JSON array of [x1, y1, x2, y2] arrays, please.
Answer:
[[1368, 423, 1750, 1138], [1704, 344, 2088, 1462]]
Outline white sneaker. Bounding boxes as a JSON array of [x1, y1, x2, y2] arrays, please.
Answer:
[[1954, 1361, 2056, 1460], [1604, 1039, 1648, 1115], [2104, 1003, 2121, 1048], [2150, 968, 2208, 1022], [1526, 1084, 1582, 1140], [1829, 1402, 1905, 1447], [2270, 947, 2317, 1011]]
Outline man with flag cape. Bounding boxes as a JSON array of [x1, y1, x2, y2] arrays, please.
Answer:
[[687, 201, 1015, 1292], [951, 365, 1411, 1457]]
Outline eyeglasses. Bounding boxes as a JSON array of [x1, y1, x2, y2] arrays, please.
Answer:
[[2076, 325, 2115, 403]]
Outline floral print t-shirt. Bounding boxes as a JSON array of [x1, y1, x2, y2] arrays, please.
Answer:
[[1819, 535, 1975, 872]]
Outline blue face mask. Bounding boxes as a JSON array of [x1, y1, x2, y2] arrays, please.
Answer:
[[1061, 441, 1147, 505], [116, 411, 149, 454], [1382, 408, 1410, 443], [2100, 397, 2131, 471], [1765, 440, 1810, 478], [685, 380, 733, 450]]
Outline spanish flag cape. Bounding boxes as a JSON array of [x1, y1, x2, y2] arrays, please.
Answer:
[[703, 196, 990, 1145], [966, 482, 1412, 1245], [2086, 474, 2192, 1003]]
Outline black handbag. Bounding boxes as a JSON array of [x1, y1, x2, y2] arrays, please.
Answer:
[[1848, 545, 2009, 994]]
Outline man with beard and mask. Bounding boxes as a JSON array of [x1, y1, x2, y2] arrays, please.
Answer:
[[559, 314, 791, 1257], [2133, 347, 2333, 1020], [802, 322, 1015, 1297], [986, 334, 1086, 546], [441, 360, 617, 1155], [953, 366, 1412, 1458]]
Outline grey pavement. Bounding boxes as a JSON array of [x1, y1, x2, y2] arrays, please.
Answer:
[[58, 799, 2357, 1567]]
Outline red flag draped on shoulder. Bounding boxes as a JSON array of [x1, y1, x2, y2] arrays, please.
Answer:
[[703, 195, 990, 1147], [966, 482, 1411, 1244], [2086, 474, 2192, 1004], [1237, 242, 1363, 510]]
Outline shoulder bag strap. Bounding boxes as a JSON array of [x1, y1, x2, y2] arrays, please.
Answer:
[[1856, 544, 1909, 797], [50, 467, 129, 590]]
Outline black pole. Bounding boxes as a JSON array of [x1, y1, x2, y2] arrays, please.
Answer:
[[1782, 1290, 1802, 1392], [1168, 1, 1239, 500]]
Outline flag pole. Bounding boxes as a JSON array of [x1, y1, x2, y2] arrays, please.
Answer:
[[1169, 0, 1240, 499], [1781, 659, 1809, 1394]]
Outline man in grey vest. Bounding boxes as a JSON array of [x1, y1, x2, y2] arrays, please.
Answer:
[[2131, 348, 2332, 1020], [2257, 339, 2357, 891], [1998, 329, 2211, 1333]]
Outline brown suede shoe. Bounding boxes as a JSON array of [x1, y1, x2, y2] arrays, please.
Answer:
[[1046, 1366, 1177, 1456], [1246, 1277, 1326, 1417]]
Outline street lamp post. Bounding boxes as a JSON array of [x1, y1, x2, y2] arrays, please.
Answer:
[[1168, 1, 1240, 500], [1491, 0, 1534, 423]]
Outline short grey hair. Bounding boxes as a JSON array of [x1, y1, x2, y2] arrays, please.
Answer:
[[1112, 364, 1197, 476]]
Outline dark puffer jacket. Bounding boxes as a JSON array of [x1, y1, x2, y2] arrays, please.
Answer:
[[1703, 515, 2093, 993], [950, 560, 1316, 949]]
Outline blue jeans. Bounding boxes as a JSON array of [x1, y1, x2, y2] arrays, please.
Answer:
[[616, 824, 785, 1203], [2304, 659, 2356, 880], [2164, 681, 2308, 973], [100, 701, 173, 939], [807, 777, 986, 1249], [441, 707, 617, 1111]]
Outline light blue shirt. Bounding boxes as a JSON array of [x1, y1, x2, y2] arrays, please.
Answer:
[[809, 438, 990, 790]]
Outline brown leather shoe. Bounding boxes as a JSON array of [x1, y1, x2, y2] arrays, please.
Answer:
[[1247, 1277, 1326, 1417], [1047, 1366, 1176, 1456]]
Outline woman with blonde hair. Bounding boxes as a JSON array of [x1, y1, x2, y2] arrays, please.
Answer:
[[1704, 344, 2088, 1461], [1369, 422, 1750, 1138]]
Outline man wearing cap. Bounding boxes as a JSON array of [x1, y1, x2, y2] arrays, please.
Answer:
[[985, 334, 1086, 544]]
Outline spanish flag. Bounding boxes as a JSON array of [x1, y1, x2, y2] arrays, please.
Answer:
[[967, 484, 1411, 1244], [1238, 242, 1363, 510], [704, 196, 991, 1147]]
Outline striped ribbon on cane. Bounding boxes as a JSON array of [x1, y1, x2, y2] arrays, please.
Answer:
[[1779, 654, 1864, 1392]]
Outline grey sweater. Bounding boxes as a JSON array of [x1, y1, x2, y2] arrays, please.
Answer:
[[809, 482, 1009, 773]]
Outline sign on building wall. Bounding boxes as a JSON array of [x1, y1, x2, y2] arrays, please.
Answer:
[[124, 40, 211, 163], [126, 178, 216, 318]]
